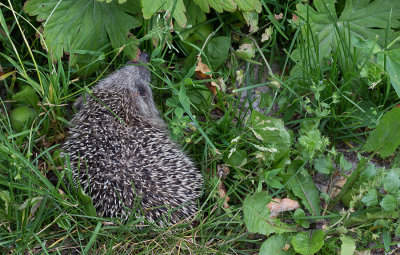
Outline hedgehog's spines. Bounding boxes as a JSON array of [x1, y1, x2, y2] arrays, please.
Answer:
[[63, 57, 203, 225]]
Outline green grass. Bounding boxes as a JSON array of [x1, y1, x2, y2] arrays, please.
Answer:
[[2, 0, 400, 254]]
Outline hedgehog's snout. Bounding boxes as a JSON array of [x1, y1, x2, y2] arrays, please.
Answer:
[[127, 52, 150, 64]]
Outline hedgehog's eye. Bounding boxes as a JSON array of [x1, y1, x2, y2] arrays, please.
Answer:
[[144, 54, 150, 62], [138, 86, 146, 96]]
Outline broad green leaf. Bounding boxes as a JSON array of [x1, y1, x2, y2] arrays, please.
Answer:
[[384, 49, 400, 98], [361, 189, 378, 206], [141, 0, 187, 27], [260, 234, 295, 255], [243, 191, 294, 236], [204, 36, 231, 70], [192, 0, 261, 13], [225, 149, 247, 167], [235, 43, 256, 60], [313, 156, 334, 174], [298, 129, 328, 159], [250, 111, 292, 165], [384, 170, 400, 194], [366, 107, 400, 158], [243, 11, 259, 33], [293, 209, 310, 228], [291, 230, 325, 255], [295, 0, 400, 66], [340, 235, 356, 255], [234, 0, 261, 13], [24, 0, 140, 63], [12, 86, 39, 108], [285, 161, 321, 216], [380, 194, 397, 211], [339, 155, 352, 172]]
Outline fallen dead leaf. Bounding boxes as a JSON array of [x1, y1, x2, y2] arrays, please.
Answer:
[[217, 164, 230, 179], [268, 198, 299, 218], [274, 13, 283, 20], [195, 57, 218, 95], [217, 182, 230, 209], [331, 176, 347, 199]]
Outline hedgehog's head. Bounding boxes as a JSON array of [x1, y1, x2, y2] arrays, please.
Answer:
[[76, 52, 164, 127]]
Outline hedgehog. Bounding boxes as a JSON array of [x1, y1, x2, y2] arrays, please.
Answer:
[[62, 52, 203, 225]]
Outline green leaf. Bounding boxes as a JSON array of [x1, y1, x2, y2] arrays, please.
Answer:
[[10, 106, 38, 132], [191, 0, 261, 13], [298, 129, 328, 159], [250, 111, 292, 165], [204, 36, 231, 70], [384, 49, 400, 98], [340, 235, 356, 255], [263, 169, 284, 189], [12, 86, 39, 108], [77, 186, 97, 217], [24, 0, 140, 63], [361, 189, 378, 206], [285, 161, 321, 216], [295, 0, 400, 66], [293, 208, 310, 228], [243, 11, 259, 33], [243, 191, 294, 236], [384, 170, 400, 194], [366, 107, 400, 158], [260, 234, 295, 255], [225, 149, 247, 167], [291, 230, 325, 255], [141, 0, 187, 27], [56, 215, 72, 230], [339, 155, 352, 172], [0, 190, 10, 214], [235, 43, 256, 60], [313, 156, 334, 174], [380, 194, 397, 211]]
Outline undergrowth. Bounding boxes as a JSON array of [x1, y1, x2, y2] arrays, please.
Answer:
[[1, 0, 400, 254]]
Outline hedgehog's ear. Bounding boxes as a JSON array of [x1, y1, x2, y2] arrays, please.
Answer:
[[136, 80, 152, 98], [73, 94, 88, 111]]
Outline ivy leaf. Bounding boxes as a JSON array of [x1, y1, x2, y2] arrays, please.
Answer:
[[295, 0, 400, 65], [366, 107, 400, 158], [291, 230, 325, 255], [24, 0, 140, 64]]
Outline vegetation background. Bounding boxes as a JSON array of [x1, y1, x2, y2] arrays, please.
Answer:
[[1, 0, 400, 254]]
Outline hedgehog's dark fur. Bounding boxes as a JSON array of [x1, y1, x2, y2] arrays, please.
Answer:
[[63, 53, 203, 225]]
